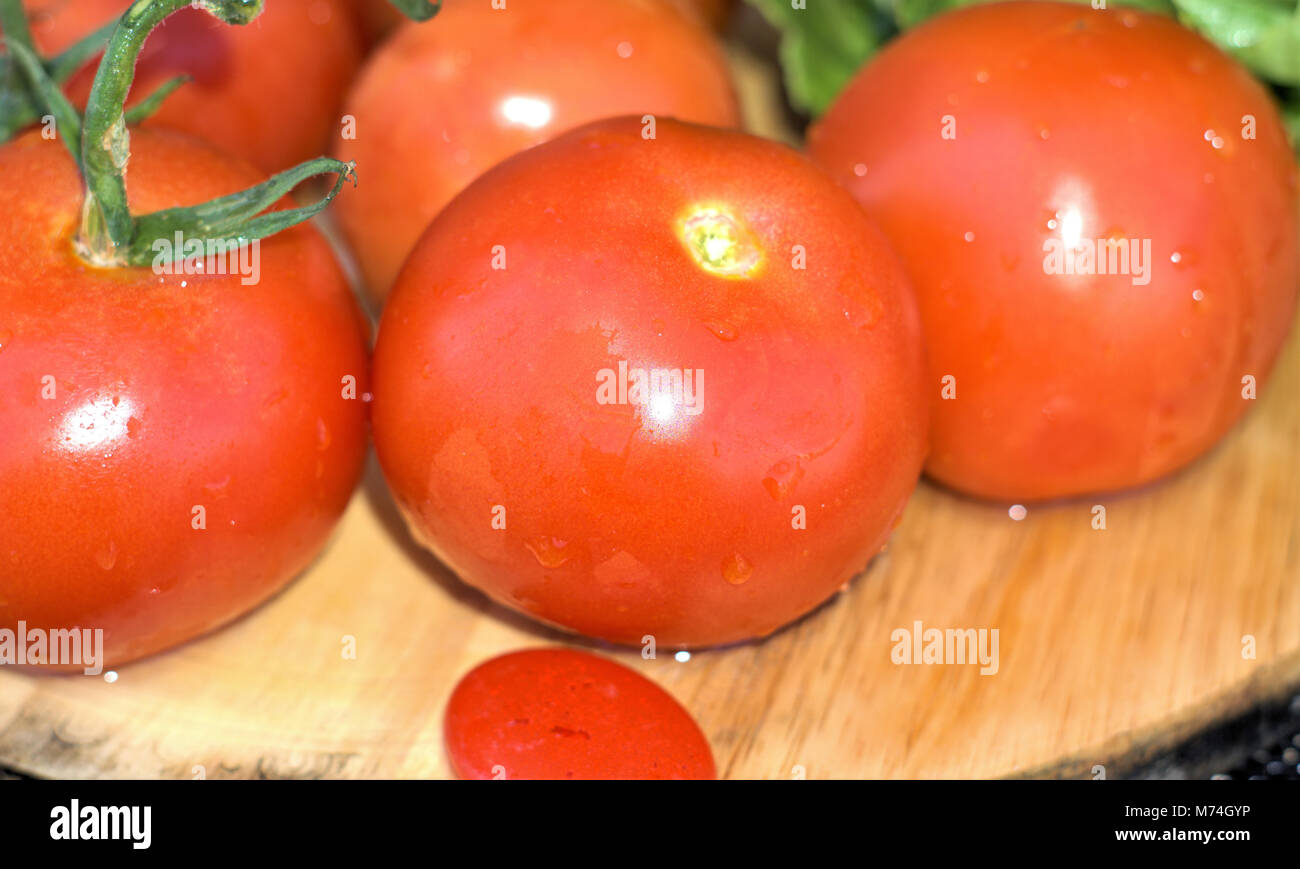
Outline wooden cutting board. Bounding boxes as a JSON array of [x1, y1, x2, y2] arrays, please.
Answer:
[[1, 38, 1298, 781]]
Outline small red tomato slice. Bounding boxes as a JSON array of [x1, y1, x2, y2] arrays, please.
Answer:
[[444, 649, 716, 780]]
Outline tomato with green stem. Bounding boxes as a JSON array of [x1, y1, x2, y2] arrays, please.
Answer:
[[0, 0, 367, 669], [372, 116, 928, 648], [334, 0, 741, 303], [808, 1, 1299, 502], [6, 0, 363, 173]]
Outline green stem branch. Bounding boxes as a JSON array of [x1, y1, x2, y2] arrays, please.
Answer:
[[78, 0, 263, 263], [387, 0, 442, 21], [0, 0, 36, 55], [6, 0, 360, 270], [4, 37, 82, 165]]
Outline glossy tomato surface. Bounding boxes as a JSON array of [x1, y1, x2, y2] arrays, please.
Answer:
[[0, 130, 369, 669], [334, 0, 741, 302], [444, 649, 716, 780], [372, 117, 928, 647], [18, 0, 361, 173], [808, 1, 1298, 502]]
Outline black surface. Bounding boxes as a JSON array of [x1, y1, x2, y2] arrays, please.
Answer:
[[2, 691, 1299, 780]]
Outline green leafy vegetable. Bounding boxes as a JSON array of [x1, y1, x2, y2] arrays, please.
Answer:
[[1174, 0, 1300, 84], [748, 0, 888, 115]]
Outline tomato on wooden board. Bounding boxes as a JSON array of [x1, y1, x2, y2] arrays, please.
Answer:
[[372, 116, 927, 648], [333, 0, 741, 303], [808, 1, 1299, 502], [16, 0, 362, 173], [444, 649, 716, 780], [0, 129, 369, 669]]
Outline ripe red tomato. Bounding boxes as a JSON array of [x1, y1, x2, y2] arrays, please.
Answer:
[[0, 130, 369, 669], [334, 0, 741, 303], [372, 116, 927, 647], [444, 648, 716, 780], [808, 1, 1299, 501], [18, 0, 362, 173]]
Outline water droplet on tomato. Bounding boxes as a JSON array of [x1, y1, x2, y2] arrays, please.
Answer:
[[126, 417, 142, 438], [762, 457, 805, 501], [526, 537, 571, 568], [1008, 505, 1027, 521], [263, 388, 289, 410], [704, 321, 738, 341], [316, 418, 332, 451], [722, 552, 753, 585], [96, 541, 118, 571]]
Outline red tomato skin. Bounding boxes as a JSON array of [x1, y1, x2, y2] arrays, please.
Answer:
[[372, 117, 928, 648], [0, 130, 369, 669], [808, 2, 1299, 502], [346, 0, 405, 47], [444, 649, 716, 780], [333, 0, 741, 303], [18, 0, 362, 173]]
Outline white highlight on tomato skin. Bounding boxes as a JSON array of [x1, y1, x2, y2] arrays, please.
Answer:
[[499, 95, 553, 129], [59, 395, 135, 451], [1059, 207, 1084, 250], [648, 392, 677, 424]]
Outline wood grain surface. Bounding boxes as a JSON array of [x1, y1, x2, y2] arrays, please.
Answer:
[[0, 31, 1297, 781]]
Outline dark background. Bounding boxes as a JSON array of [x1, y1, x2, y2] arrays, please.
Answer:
[[3, 688, 1298, 780]]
